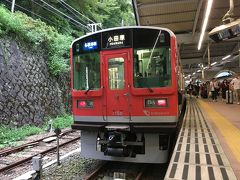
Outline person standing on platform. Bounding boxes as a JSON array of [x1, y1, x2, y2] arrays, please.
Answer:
[[210, 78, 218, 102], [206, 81, 210, 99], [221, 79, 229, 101], [195, 83, 200, 98], [188, 82, 194, 98], [230, 73, 240, 104], [201, 83, 208, 98]]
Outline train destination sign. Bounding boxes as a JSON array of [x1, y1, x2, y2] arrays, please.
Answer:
[[107, 34, 125, 46], [83, 41, 98, 51], [102, 29, 131, 49]]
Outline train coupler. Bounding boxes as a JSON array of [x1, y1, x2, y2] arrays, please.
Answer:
[[96, 131, 145, 157]]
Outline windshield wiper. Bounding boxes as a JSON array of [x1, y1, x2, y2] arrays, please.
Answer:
[[85, 86, 93, 95], [146, 30, 162, 70], [138, 76, 154, 93], [147, 87, 154, 93], [144, 80, 154, 93]]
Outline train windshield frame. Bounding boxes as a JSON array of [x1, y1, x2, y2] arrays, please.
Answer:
[[71, 27, 172, 91]]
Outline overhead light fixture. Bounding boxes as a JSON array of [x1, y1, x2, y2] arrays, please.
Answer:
[[211, 62, 217, 66], [209, 19, 240, 42], [197, 70, 201, 72], [198, 0, 213, 50], [222, 55, 231, 60]]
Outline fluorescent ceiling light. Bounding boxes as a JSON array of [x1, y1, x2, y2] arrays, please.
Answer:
[[222, 55, 231, 60], [197, 70, 201, 72], [211, 62, 217, 66], [198, 0, 213, 50], [193, 72, 196, 75]]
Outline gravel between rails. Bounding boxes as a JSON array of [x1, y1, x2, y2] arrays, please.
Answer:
[[41, 154, 102, 180]]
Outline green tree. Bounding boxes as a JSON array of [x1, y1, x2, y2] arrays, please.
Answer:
[[0, 0, 135, 35]]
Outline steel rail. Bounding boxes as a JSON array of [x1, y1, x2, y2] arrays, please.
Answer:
[[0, 135, 80, 173], [0, 129, 74, 157], [135, 164, 148, 180], [84, 162, 107, 180]]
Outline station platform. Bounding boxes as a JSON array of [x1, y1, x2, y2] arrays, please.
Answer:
[[165, 97, 240, 180]]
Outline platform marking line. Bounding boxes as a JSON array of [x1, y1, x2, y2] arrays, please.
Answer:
[[198, 100, 240, 163], [166, 163, 236, 180]]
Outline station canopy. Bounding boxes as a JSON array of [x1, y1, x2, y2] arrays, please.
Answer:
[[132, 0, 240, 78]]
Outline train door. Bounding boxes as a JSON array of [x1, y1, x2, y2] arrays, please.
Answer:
[[102, 49, 131, 122]]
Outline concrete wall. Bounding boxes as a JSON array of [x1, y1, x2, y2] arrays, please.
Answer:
[[0, 37, 70, 127]]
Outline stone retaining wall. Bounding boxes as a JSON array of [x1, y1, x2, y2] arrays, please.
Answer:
[[0, 37, 69, 127]]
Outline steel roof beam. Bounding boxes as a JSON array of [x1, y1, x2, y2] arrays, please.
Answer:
[[139, 10, 195, 18], [149, 20, 193, 26], [231, 42, 240, 54], [176, 33, 202, 44], [192, 0, 203, 37], [138, 0, 196, 9], [132, 0, 140, 25], [139, 5, 239, 17], [202, 41, 212, 60]]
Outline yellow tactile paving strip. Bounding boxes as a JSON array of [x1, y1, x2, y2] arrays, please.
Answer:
[[165, 98, 237, 180], [199, 100, 240, 163]]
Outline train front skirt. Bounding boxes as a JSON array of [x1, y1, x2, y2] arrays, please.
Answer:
[[80, 130, 170, 164]]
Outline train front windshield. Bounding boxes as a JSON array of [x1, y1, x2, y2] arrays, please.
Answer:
[[73, 52, 100, 90], [72, 28, 171, 91], [133, 29, 171, 88]]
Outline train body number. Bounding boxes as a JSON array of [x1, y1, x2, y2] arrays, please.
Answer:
[[113, 111, 123, 116]]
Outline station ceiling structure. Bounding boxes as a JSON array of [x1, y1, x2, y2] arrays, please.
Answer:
[[132, 0, 240, 79]]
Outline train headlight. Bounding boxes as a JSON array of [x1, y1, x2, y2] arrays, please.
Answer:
[[157, 99, 167, 106], [77, 100, 93, 108], [145, 98, 168, 108]]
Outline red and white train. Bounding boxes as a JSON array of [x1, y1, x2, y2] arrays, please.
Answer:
[[71, 26, 185, 163]]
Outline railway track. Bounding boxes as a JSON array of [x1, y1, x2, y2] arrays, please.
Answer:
[[0, 129, 73, 157], [0, 129, 80, 174], [84, 162, 167, 180]]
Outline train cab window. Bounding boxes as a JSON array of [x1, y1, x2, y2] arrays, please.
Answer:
[[133, 29, 171, 88], [108, 57, 124, 90], [73, 53, 100, 90]]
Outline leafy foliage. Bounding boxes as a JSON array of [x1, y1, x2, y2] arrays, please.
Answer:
[[0, 125, 42, 148], [52, 114, 73, 129], [1, 1, 135, 33], [0, 0, 135, 74], [71, 0, 135, 28], [0, 5, 72, 75], [92, 0, 135, 28], [0, 115, 73, 148]]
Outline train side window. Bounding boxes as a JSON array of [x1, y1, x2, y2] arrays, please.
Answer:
[[73, 52, 100, 90]]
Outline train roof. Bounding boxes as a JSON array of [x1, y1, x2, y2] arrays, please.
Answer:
[[70, 26, 176, 47]]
